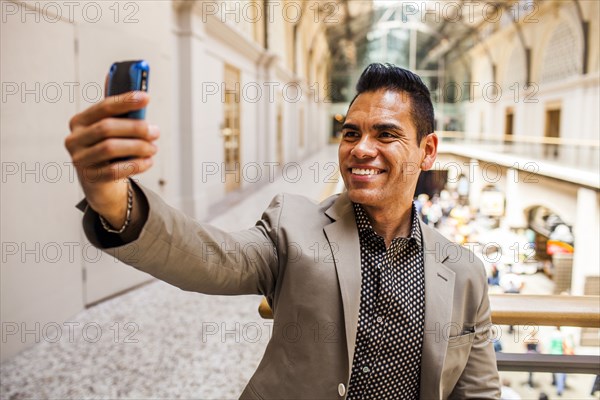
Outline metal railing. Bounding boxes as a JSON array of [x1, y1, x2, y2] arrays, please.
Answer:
[[436, 131, 600, 171], [489, 294, 600, 328], [490, 294, 600, 374], [260, 294, 600, 326]]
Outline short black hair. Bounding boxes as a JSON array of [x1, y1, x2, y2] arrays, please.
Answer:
[[350, 63, 434, 143]]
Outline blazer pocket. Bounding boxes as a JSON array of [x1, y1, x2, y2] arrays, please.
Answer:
[[441, 333, 476, 398], [447, 331, 476, 348]]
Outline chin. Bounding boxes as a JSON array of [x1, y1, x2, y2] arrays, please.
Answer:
[[347, 188, 379, 206]]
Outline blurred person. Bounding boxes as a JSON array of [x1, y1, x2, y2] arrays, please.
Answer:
[[456, 175, 469, 205], [548, 326, 567, 396], [419, 194, 431, 224], [500, 378, 521, 399], [538, 393, 549, 400], [524, 332, 541, 388], [493, 338, 503, 353], [486, 325, 503, 353], [439, 190, 453, 217], [500, 273, 524, 294], [65, 63, 500, 399], [549, 224, 574, 245], [426, 194, 443, 227], [414, 193, 429, 221], [591, 375, 600, 396], [500, 274, 524, 334], [488, 264, 500, 286]]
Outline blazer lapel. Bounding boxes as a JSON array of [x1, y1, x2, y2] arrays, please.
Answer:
[[419, 220, 456, 400], [323, 192, 362, 372]]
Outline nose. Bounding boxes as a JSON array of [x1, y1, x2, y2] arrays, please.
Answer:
[[350, 135, 377, 158]]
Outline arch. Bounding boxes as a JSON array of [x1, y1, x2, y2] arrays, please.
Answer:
[[500, 41, 527, 90], [533, 6, 584, 84], [541, 22, 583, 83], [473, 55, 494, 89], [524, 205, 573, 243], [572, 0, 590, 74], [521, 200, 573, 231]]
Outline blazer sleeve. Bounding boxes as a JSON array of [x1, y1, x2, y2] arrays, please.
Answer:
[[448, 273, 501, 399], [76, 180, 281, 297]]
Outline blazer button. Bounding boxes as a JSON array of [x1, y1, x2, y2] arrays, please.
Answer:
[[338, 383, 346, 396]]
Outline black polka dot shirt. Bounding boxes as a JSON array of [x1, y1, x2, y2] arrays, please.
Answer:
[[346, 202, 425, 399]]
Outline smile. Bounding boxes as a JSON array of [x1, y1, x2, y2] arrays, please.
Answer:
[[351, 168, 384, 176]]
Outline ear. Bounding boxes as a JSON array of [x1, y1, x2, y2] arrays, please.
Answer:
[[420, 133, 438, 171]]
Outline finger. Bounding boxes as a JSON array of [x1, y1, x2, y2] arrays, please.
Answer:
[[79, 157, 154, 184], [72, 138, 157, 167], [69, 91, 149, 130], [65, 119, 157, 155], [72, 118, 159, 148]]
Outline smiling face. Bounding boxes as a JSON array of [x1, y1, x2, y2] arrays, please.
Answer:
[[339, 89, 437, 211]]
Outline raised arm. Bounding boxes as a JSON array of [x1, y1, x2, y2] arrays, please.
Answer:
[[77, 181, 281, 297], [66, 90, 280, 297]]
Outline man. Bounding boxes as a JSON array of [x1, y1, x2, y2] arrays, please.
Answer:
[[65, 63, 500, 399]]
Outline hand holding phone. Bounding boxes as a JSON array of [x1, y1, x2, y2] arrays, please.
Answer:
[[64, 59, 157, 227]]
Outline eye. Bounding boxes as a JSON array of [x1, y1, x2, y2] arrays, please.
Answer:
[[380, 132, 397, 139], [342, 131, 360, 140]]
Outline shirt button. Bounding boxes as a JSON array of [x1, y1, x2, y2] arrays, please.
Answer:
[[363, 366, 370, 373], [376, 316, 383, 323], [338, 383, 346, 396]]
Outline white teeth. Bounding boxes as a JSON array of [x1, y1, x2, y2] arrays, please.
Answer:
[[352, 168, 381, 175]]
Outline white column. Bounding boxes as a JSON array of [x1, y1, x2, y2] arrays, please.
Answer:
[[566, 86, 585, 166], [468, 159, 483, 209], [176, 6, 209, 220], [571, 187, 600, 295], [256, 53, 273, 168], [503, 168, 526, 228]]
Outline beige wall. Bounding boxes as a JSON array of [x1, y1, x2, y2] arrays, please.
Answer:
[[1, 0, 334, 361], [1, 6, 85, 361]]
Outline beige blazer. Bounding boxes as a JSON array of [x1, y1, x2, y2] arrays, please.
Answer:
[[79, 181, 500, 399]]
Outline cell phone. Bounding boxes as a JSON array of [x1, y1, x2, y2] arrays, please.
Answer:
[[106, 60, 149, 163], [106, 60, 150, 119]]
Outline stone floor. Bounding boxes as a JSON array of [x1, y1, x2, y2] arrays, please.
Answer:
[[0, 280, 269, 399]]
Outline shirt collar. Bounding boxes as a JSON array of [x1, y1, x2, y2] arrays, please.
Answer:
[[352, 201, 423, 249]]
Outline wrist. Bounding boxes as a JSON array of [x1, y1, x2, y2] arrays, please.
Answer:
[[98, 180, 133, 233]]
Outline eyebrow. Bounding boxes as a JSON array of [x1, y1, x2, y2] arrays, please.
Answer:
[[341, 123, 359, 131], [373, 123, 403, 132], [341, 122, 404, 132]]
